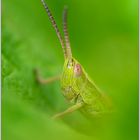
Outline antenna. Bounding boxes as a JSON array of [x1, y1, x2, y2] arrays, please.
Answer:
[[63, 6, 72, 59], [41, 0, 66, 58]]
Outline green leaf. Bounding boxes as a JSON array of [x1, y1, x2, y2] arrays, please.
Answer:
[[2, 0, 138, 140]]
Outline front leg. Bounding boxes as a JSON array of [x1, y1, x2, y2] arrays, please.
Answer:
[[52, 102, 84, 119], [34, 69, 60, 84]]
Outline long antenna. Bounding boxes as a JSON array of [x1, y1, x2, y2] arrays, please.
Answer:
[[41, 0, 66, 58], [63, 6, 72, 59]]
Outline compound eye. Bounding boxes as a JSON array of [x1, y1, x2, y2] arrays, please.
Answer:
[[74, 64, 82, 77]]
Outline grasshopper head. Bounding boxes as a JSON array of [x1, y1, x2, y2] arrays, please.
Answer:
[[61, 57, 86, 102], [62, 57, 83, 78]]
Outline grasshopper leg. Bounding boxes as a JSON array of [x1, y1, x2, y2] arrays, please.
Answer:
[[34, 69, 60, 84], [52, 102, 84, 119]]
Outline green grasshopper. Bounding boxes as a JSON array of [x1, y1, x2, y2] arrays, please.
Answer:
[[35, 0, 112, 119]]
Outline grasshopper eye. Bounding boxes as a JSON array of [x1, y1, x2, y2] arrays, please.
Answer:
[[74, 64, 82, 77]]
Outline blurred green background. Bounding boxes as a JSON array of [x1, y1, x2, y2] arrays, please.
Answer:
[[2, 0, 138, 140]]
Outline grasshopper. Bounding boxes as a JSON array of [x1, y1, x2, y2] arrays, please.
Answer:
[[35, 0, 112, 119]]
